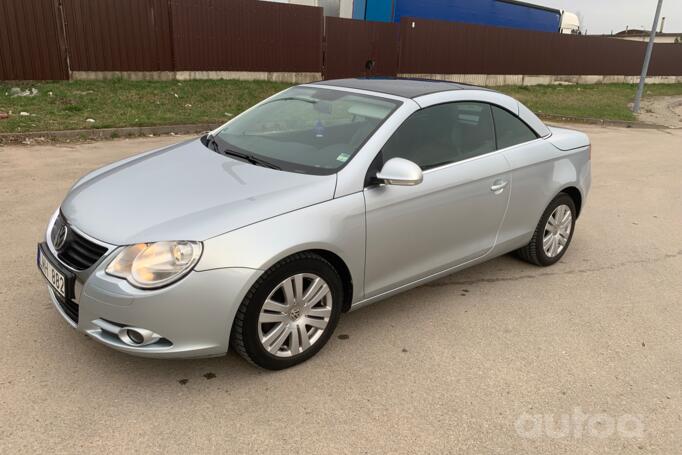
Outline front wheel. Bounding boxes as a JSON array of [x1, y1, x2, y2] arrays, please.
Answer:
[[516, 193, 577, 266], [230, 252, 343, 370]]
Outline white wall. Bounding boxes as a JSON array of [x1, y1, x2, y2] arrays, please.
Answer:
[[264, 0, 318, 6], [261, 0, 353, 18], [615, 35, 680, 43], [339, 0, 353, 18]]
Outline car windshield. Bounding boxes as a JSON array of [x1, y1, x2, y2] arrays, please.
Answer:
[[213, 87, 401, 174]]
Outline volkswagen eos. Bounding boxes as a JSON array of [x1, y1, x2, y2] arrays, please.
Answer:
[[38, 78, 591, 369]]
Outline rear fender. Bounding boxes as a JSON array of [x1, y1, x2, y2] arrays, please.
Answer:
[[546, 126, 590, 151]]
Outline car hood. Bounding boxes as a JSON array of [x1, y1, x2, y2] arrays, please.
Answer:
[[61, 139, 337, 245]]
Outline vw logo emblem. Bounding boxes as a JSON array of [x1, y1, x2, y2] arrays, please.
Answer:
[[53, 224, 68, 251]]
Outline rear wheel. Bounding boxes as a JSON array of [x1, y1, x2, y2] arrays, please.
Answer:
[[517, 193, 576, 267], [230, 252, 343, 370]]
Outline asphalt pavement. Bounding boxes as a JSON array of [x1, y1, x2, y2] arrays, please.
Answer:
[[0, 125, 680, 453]]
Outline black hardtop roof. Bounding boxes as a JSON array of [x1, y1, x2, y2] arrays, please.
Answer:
[[313, 77, 489, 99]]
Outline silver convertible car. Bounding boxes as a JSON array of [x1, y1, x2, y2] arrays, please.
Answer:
[[38, 78, 590, 369]]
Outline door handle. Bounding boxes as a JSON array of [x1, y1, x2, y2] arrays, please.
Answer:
[[490, 180, 509, 194]]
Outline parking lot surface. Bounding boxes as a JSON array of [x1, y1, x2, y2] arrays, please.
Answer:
[[1, 125, 680, 454]]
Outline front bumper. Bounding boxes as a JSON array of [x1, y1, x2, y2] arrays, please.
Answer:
[[41, 242, 262, 358]]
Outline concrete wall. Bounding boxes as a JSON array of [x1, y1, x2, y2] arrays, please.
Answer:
[[71, 71, 323, 84], [399, 74, 682, 86], [70, 71, 682, 85]]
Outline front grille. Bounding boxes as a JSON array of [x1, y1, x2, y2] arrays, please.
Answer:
[[55, 293, 79, 323], [52, 215, 108, 270]]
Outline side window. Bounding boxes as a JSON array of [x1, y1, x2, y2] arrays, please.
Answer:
[[491, 105, 538, 150], [381, 102, 495, 170]]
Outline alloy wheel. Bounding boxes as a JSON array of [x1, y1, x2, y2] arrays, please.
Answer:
[[543, 204, 573, 258], [257, 273, 332, 357]]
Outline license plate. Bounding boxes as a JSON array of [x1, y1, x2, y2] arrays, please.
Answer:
[[38, 247, 66, 298]]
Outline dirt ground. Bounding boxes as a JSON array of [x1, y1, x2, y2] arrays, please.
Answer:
[[638, 95, 682, 128], [0, 125, 680, 454]]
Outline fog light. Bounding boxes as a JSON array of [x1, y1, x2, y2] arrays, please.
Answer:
[[126, 329, 144, 345], [116, 326, 162, 346]]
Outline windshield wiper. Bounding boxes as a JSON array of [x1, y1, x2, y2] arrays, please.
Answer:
[[219, 148, 281, 170], [265, 96, 317, 105], [203, 133, 280, 170]]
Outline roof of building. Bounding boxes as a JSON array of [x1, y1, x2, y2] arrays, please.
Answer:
[[614, 29, 682, 37], [314, 77, 483, 99]]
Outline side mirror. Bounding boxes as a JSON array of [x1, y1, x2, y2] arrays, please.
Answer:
[[376, 157, 423, 186]]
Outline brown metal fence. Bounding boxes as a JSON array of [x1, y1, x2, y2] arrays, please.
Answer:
[[648, 43, 682, 76], [324, 17, 398, 79], [2, 2, 682, 81], [0, 0, 68, 80], [398, 18, 682, 76], [170, 0, 323, 72], [62, 0, 174, 71]]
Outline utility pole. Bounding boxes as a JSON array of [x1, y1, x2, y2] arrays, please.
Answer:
[[633, 0, 664, 113]]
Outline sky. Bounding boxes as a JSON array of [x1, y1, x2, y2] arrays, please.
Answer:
[[531, 0, 681, 35]]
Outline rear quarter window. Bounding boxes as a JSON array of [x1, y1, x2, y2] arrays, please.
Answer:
[[492, 106, 538, 150]]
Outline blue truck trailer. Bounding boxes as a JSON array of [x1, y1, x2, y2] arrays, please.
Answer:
[[352, 0, 563, 33]]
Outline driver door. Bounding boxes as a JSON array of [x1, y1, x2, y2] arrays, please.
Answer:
[[363, 102, 511, 298]]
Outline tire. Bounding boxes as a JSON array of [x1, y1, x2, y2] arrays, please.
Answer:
[[230, 252, 343, 370], [516, 193, 577, 267]]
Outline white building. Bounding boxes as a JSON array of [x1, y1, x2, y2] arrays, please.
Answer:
[[613, 29, 682, 44], [264, 0, 354, 18]]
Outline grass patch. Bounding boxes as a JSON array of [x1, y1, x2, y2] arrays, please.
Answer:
[[1, 79, 681, 133], [498, 83, 682, 122], [0, 79, 291, 134]]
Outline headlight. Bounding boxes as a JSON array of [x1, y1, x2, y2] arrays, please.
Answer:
[[106, 241, 203, 289]]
